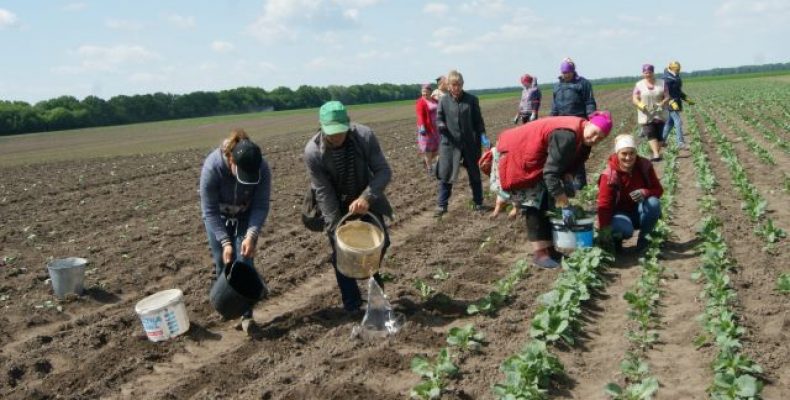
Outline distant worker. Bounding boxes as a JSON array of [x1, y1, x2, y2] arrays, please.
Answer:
[[513, 74, 542, 124], [304, 101, 392, 313], [596, 134, 663, 253], [199, 129, 271, 335], [435, 69, 489, 217], [633, 64, 670, 161], [550, 58, 597, 189], [493, 112, 613, 269], [432, 75, 448, 100], [415, 83, 440, 174], [661, 61, 694, 149]]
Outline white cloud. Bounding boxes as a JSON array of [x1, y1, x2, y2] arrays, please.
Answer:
[[211, 40, 235, 53], [167, 14, 195, 29], [423, 3, 448, 14], [306, 56, 345, 70], [333, 0, 380, 6], [343, 9, 359, 21], [460, 0, 505, 17], [361, 34, 376, 43], [63, 3, 87, 12], [0, 8, 18, 28], [356, 50, 391, 60], [105, 18, 144, 31], [75, 45, 158, 71], [258, 61, 277, 72], [715, 0, 790, 27], [432, 26, 461, 39]]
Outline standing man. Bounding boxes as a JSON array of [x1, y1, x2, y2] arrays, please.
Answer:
[[661, 61, 694, 149], [435, 69, 489, 217], [550, 58, 597, 189], [304, 101, 392, 313]]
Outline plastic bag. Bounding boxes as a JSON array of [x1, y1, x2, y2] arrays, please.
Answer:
[[351, 277, 404, 340]]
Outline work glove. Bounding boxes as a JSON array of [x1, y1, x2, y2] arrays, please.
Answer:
[[529, 112, 537, 121], [561, 206, 578, 227], [685, 98, 695, 106], [480, 133, 491, 149], [512, 115, 520, 125], [418, 125, 426, 135], [636, 101, 647, 113], [669, 99, 680, 111], [629, 189, 645, 203]]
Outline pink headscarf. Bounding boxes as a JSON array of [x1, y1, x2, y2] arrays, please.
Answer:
[[588, 111, 613, 136]]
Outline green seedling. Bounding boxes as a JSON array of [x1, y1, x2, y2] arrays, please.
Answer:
[[413, 279, 435, 301], [777, 273, 790, 294], [446, 324, 485, 353], [409, 348, 459, 400], [431, 268, 449, 281], [604, 376, 658, 400]]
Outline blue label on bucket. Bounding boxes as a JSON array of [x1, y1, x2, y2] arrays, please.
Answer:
[[142, 315, 162, 331], [576, 231, 594, 248], [164, 308, 179, 333]]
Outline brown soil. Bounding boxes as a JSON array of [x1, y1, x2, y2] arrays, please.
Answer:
[[1, 90, 787, 399]]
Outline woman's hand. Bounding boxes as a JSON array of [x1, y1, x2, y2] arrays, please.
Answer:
[[222, 244, 234, 265], [241, 237, 256, 259], [349, 197, 370, 215]]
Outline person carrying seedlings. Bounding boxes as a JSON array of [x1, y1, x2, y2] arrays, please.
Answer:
[[304, 101, 392, 313], [200, 129, 271, 335], [495, 111, 613, 269], [596, 134, 663, 253], [415, 83, 440, 174], [633, 63, 670, 161], [661, 61, 694, 149], [550, 58, 597, 190], [513, 74, 541, 124], [435, 69, 489, 217]]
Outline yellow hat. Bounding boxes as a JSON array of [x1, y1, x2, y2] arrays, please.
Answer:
[[668, 61, 681, 71]]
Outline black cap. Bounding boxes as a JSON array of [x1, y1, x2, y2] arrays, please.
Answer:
[[232, 140, 262, 185]]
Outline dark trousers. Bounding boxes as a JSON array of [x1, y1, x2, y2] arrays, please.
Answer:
[[437, 155, 483, 208], [523, 189, 553, 242], [329, 213, 390, 311]]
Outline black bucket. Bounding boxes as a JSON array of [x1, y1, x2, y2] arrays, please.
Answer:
[[209, 261, 267, 320]]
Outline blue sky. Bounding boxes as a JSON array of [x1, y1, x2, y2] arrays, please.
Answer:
[[1, 0, 788, 103]]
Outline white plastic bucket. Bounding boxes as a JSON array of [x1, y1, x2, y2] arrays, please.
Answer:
[[335, 213, 385, 279], [135, 289, 190, 342], [551, 217, 595, 251]]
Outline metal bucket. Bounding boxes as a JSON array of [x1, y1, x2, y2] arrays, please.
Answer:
[[46, 257, 87, 299], [210, 261, 267, 320], [551, 217, 595, 252], [335, 213, 385, 279]]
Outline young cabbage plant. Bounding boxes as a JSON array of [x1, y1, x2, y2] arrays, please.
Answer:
[[410, 348, 459, 400], [446, 324, 485, 353], [776, 273, 790, 294], [604, 376, 659, 400], [413, 279, 435, 301]]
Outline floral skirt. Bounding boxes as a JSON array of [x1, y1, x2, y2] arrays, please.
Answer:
[[417, 130, 440, 153]]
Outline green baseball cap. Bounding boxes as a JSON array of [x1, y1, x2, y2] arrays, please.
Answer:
[[319, 101, 350, 135]]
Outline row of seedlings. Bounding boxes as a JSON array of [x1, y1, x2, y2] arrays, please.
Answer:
[[692, 108, 787, 247], [705, 103, 776, 166], [685, 116, 766, 399], [410, 259, 530, 399], [605, 137, 680, 399], [493, 247, 614, 399]]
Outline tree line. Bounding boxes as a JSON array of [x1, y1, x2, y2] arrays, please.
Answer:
[[0, 83, 420, 136]]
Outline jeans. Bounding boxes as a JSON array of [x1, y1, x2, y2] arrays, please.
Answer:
[[610, 197, 662, 244], [662, 110, 684, 144], [204, 217, 256, 318], [329, 213, 390, 311]]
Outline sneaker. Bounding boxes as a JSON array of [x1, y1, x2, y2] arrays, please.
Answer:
[[472, 204, 488, 213], [235, 316, 257, 337], [533, 255, 561, 269], [434, 207, 447, 217]]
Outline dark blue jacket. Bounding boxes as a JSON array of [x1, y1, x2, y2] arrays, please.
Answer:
[[551, 74, 596, 118], [663, 68, 688, 111]]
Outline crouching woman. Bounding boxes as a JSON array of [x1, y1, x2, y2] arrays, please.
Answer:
[[596, 134, 663, 253]]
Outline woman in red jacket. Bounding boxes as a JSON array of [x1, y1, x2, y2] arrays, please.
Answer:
[[596, 134, 663, 252], [415, 83, 439, 173]]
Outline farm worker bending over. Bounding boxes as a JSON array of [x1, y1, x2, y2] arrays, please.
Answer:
[[415, 83, 440, 174], [550, 58, 598, 190], [513, 74, 542, 125], [661, 61, 694, 149], [494, 112, 613, 269], [304, 101, 392, 313], [435, 69, 489, 217], [596, 134, 663, 253], [633, 63, 670, 161], [200, 129, 271, 335]]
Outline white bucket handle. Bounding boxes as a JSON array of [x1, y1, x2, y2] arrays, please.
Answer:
[[336, 212, 384, 233]]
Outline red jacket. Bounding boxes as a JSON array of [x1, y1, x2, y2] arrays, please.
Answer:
[[415, 97, 437, 134], [597, 154, 663, 227], [496, 116, 586, 191]]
